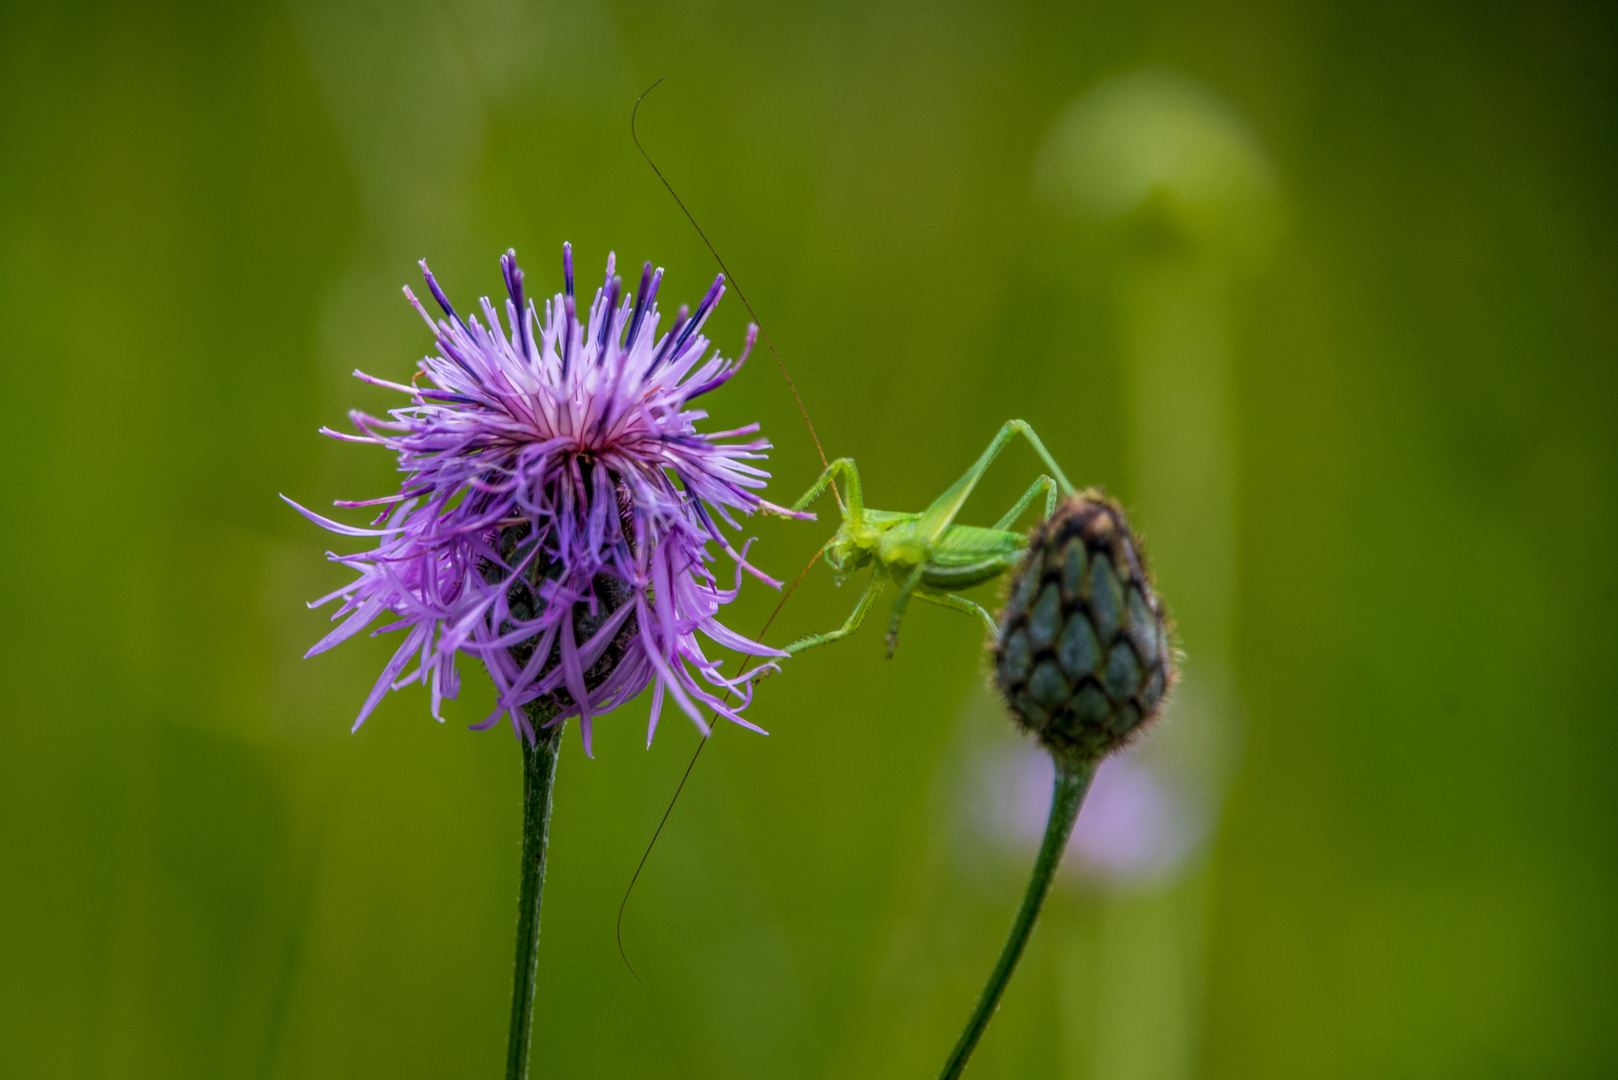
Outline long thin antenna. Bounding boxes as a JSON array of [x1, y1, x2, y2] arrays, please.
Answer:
[[618, 81, 839, 984], [632, 79, 832, 474], [615, 543, 826, 982]]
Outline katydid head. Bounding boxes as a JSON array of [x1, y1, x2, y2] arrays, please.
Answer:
[[822, 529, 872, 583], [822, 511, 900, 584]]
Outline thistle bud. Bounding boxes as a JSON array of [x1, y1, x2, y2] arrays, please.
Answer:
[[489, 519, 639, 720], [479, 471, 642, 737], [993, 494, 1174, 765]]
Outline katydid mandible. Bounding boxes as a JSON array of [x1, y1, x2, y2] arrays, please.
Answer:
[[775, 420, 1078, 663]]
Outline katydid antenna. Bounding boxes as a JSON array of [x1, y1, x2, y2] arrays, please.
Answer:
[[617, 81, 843, 983], [630, 78, 836, 484]]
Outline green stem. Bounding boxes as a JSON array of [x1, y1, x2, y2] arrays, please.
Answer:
[[505, 715, 565, 1080], [937, 756, 1097, 1080]]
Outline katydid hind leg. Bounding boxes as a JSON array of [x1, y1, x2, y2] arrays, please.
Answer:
[[914, 590, 998, 635], [914, 421, 1075, 545], [1007, 421, 1076, 500]]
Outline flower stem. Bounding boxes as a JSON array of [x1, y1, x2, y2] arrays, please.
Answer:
[[937, 756, 1098, 1080], [505, 715, 565, 1080]]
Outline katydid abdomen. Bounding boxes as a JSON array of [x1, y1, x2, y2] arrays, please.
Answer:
[[920, 526, 1027, 591]]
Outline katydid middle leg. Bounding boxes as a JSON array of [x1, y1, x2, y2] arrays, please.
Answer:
[[884, 562, 930, 657], [914, 590, 998, 635], [992, 474, 1059, 531]]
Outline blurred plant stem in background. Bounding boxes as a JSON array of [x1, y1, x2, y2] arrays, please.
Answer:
[[1037, 69, 1274, 1079]]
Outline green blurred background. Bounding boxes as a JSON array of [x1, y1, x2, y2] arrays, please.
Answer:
[[3, 0, 1615, 1077]]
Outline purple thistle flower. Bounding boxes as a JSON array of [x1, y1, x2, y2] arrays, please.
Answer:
[[286, 245, 802, 755]]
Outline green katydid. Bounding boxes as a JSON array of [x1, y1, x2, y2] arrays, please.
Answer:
[[627, 82, 1174, 1080], [619, 84, 1090, 984], [770, 421, 1078, 663], [628, 84, 1076, 659]]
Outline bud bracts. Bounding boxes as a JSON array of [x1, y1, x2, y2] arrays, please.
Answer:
[[994, 494, 1174, 763], [485, 513, 639, 725]]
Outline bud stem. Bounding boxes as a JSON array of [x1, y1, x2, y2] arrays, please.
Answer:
[[505, 712, 565, 1080], [937, 756, 1098, 1080]]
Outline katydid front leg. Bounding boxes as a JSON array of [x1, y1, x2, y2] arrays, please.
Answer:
[[779, 566, 889, 656], [791, 457, 864, 519]]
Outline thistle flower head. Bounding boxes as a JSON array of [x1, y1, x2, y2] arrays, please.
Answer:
[[287, 245, 795, 754], [994, 494, 1175, 766]]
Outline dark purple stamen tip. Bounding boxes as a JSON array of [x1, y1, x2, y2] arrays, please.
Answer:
[[699, 273, 725, 313], [597, 275, 623, 350], [501, 250, 533, 358], [561, 293, 577, 375], [562, 242, 575, 298], [652, 303, 691, 370], [501, 249, 524, 305], [629, 266, 664, 349], [419, 260, 467, 331], [672, 274, 724, 356]]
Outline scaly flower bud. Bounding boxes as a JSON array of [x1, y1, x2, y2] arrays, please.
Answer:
[[993, 493, 1174, 766]]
